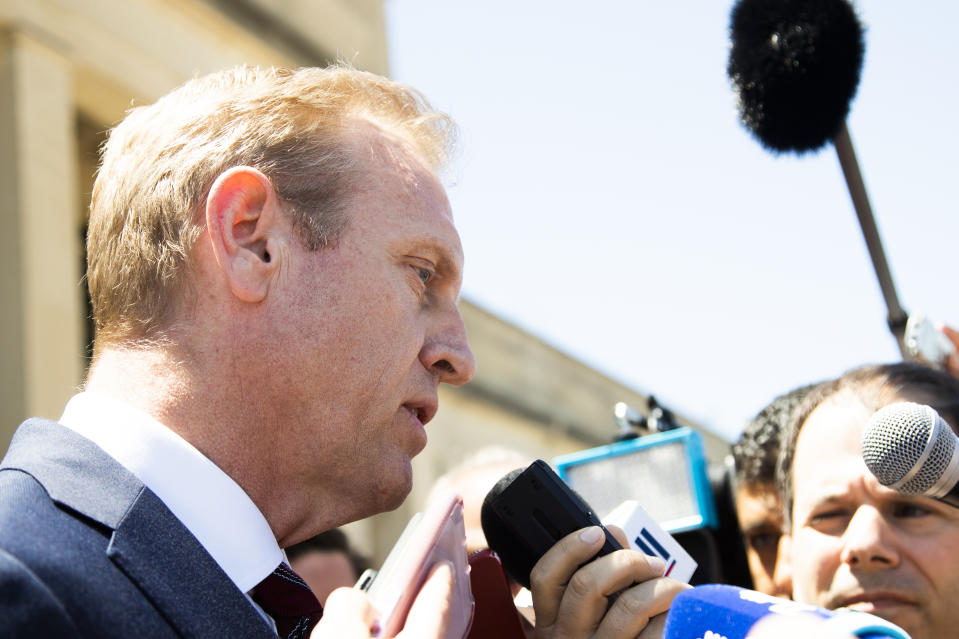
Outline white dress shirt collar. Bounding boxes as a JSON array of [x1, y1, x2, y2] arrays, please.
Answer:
[[59, 391, 284, 594]]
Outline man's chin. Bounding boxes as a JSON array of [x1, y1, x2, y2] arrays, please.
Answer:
[[375, 460, 414, 513]]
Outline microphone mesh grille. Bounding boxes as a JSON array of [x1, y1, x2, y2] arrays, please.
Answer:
[[861, 402, 954, 495]]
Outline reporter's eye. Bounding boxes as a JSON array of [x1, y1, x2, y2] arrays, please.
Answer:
[[748, 532, 781, 552], [809, 510, 846, 525], [417, 267, 433, 285], [894, 502, 931, 518]]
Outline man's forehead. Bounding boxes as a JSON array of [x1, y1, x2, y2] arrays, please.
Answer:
[[349, 118, 443, 181], [346, 128, 461, 249], [798, 390, 872, 453], [792, 392, 873, 498]]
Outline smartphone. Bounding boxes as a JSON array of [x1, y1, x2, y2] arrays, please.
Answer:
[[480, 459, 623, 589], [360, 490, 474, 638]]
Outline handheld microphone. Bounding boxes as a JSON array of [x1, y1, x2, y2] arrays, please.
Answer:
[[480, 461, 622, 590], [861, 402, 959, 508], [663, 584, 911, 639]]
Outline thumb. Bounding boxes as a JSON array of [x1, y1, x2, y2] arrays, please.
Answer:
[[311, 586, 375, 638], [397, 561, 454, 638]]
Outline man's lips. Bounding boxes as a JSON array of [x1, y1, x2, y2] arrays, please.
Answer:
[[834, 590, 917, 612], [403, 400, 437, 426]]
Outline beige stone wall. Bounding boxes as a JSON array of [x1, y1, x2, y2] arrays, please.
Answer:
[[0, 27, 85, 439]]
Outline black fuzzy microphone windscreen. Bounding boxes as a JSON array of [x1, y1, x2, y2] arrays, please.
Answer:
[[727, 0, 865, 154]]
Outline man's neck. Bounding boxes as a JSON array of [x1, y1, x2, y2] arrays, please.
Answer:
[[83, 343, 330, 546], [84, 345, 267, 515], [86, 345, 193, 424]]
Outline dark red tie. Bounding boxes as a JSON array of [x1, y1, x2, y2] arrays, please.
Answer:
[[252, 563, 323, 639]]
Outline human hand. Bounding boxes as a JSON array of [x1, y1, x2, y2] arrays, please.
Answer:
[[311, 561, 453, 638], [942, 324, 959, 380], [530, 526, 688, 639]]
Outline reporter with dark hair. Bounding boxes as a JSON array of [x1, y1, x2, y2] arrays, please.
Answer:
[[778, 363, 959, 639], [732, 383, 818, 597]]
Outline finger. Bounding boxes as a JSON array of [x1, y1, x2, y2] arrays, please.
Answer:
[[606, 524, 629, 549], [312, 587, 375, 638], [637, 612, 667, 639], [939, 325, 959, 379], [940, 323, 959, 346], [548, 550, 669, 638], [948, 356, 959, 380], [397, 561, 453, 638], [569, 549, 667, 596], [529, 526, 608, 630], [594, 578, 689, 639]]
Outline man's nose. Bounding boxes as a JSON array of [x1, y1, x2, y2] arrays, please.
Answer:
[[420, 304, 476, 386], [839, 506, 899, 570]]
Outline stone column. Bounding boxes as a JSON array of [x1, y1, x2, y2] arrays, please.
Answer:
[[0, 27, 84, 452]]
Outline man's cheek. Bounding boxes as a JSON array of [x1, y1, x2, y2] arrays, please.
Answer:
[[791, 539, 825, 603], [809, 546, 837, 602]]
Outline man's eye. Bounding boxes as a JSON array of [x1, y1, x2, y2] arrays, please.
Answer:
[[416, 267, 434, 285], [748, 532, 781, 552], [809, 510, 846, 525], [894, 502, 931, 518]]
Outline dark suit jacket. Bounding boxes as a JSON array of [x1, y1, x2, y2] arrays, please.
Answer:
[[0, 418, 278, 638]]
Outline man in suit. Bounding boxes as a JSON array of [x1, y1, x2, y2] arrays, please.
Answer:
[[0, 65, 682, 638]]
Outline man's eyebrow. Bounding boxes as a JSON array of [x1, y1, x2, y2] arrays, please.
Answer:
[[407, 237, 463, 279], [804, 493, 849, 510], [741, 522, 782, 535]]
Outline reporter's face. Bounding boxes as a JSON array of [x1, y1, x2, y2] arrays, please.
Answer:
[[789, 390, 959, 639], [736, 482, 792, 598]]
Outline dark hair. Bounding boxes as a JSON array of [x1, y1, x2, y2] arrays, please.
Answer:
[[778, 362, 959, 529], [733, 383, 820, 486]]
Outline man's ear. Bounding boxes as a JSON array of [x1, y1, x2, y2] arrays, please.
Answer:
[[205, 166, 284, 303]]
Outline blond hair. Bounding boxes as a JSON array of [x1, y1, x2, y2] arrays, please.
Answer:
[[87, 64, 455, 349]]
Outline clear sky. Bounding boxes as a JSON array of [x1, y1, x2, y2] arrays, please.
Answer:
[[384, 1, 959, 443]]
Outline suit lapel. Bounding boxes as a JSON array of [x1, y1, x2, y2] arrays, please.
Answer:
[[108, 487, 274, 639], [3, 419, 275, 639], [1, 418, 143, 528]]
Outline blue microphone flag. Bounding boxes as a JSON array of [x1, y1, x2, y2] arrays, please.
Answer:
[[662, 584, 911, 639]]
